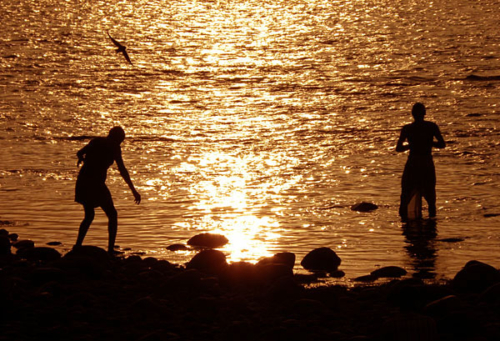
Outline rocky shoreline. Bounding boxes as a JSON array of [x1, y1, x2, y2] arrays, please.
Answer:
[[1, 229, 500, 341]]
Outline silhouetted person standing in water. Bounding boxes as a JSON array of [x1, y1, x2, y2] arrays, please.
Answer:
[[396, 103, 445, 221], [74, 126, 141, 254]]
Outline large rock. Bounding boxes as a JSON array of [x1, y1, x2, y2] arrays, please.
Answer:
[[257, 252, 296, 270], [255, 263, 294, 284], [301, 247, 341, 272], [13, 240, 35, 250], [0, 236, 11, 255], [479, 282, 500, 304], [221, 261, 257, 287], [186, 249, 228, 275], [64, 245, 110, 263], [19, 247, 62, 262], [452, 260, 500, 293], [187, 233, 229, 248], [424, 295, 462, 317]]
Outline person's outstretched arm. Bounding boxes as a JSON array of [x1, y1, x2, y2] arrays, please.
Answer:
[[433, 125, 446, 149], [115, 153, 141, 204], [396, 127, 410, 152]]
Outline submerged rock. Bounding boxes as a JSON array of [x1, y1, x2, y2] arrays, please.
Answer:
[[351, 202, 378, 212], [187, 233, 229, 248], [301, 247, 341, 272], [166, 244, 189, 252], [46, 241, 62, 246], [371, 266, 407, 279]]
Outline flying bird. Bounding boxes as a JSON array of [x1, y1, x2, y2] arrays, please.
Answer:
[[107, 32, 132, 65]]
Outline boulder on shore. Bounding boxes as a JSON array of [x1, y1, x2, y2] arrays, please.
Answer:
[[13, 239, 35, 250], [301, 247, 341, 272], [187, 233, 229, 248], [0, 236, 11, 255], [19, 246, 62, 262], [257, 252, 296, 270], [452, 260, 500, 293], [186, 249, 228, 275]]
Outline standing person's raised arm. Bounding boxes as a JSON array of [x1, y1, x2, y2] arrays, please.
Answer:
[[433, 125, 446, 149], [396, 127, 410, 152]]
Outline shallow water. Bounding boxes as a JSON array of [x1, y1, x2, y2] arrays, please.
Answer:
[[1, 0, 499, 282]]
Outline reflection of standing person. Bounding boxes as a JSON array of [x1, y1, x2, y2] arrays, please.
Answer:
[[74, 126, 141, 254], [396, 103, 445, 221]]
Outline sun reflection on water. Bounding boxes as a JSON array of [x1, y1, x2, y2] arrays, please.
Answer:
[[170, 150, 287, 262]]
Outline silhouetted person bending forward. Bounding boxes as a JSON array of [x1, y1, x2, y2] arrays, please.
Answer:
[[74, 126, 141, 254], [396, 103, 445, 220]]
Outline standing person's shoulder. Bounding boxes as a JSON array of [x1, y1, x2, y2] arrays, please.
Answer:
[[426, 121, 441, 131]]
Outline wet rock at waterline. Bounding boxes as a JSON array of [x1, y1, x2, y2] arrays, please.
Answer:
[[371, 266, 407, 278], [351, 202, 378, 212], [301, 247, 341, 272], [166, 244, 189, 252], [187, 233, 229, 248]]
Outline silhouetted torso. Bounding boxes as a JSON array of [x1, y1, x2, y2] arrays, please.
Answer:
[[401, 121, 441, 157], [78, 137, 121, 184]]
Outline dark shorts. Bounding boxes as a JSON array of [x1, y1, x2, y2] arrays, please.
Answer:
[[75, 177, 113, 208]]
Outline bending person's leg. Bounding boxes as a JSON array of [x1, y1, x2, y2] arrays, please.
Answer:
[[75, 204, 95, 247], [101, 201, 118, 254]]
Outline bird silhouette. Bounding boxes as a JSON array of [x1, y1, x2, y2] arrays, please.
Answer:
[[107, 32, 132, 65]]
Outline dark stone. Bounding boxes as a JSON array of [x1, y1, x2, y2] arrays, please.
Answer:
[[164, 269, 203, 290], [19, 247, 62, 262], [64, 245, 110, 263], [0, 229, 8, 237], [301, 247, 341, 272], [186, 249, 228, 275], [371, 266, 407, 278], [452, 260, 500, 293], [0, 236, 11, 255], [329, 270, 346, 278], [479, 282, 500, 304], [484, 213, 500, 218], [222, 261, 257, 287], [8, 233, 18, 242], [46, 241, 62, 246], [257, 252, 296, 270], [353, 274, 378, 282], [13, 240, 35, 250], [255, 263, 294, 284], [166, 244, 189, 252], [31, 267, 67, 284], [424, 295, 462, 317], [265, 276, 303, 302], [292, 298, 328, 314], [351, 202, 378, 212], [386, 278, 425, 304], [187, 233, 229, 248]]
